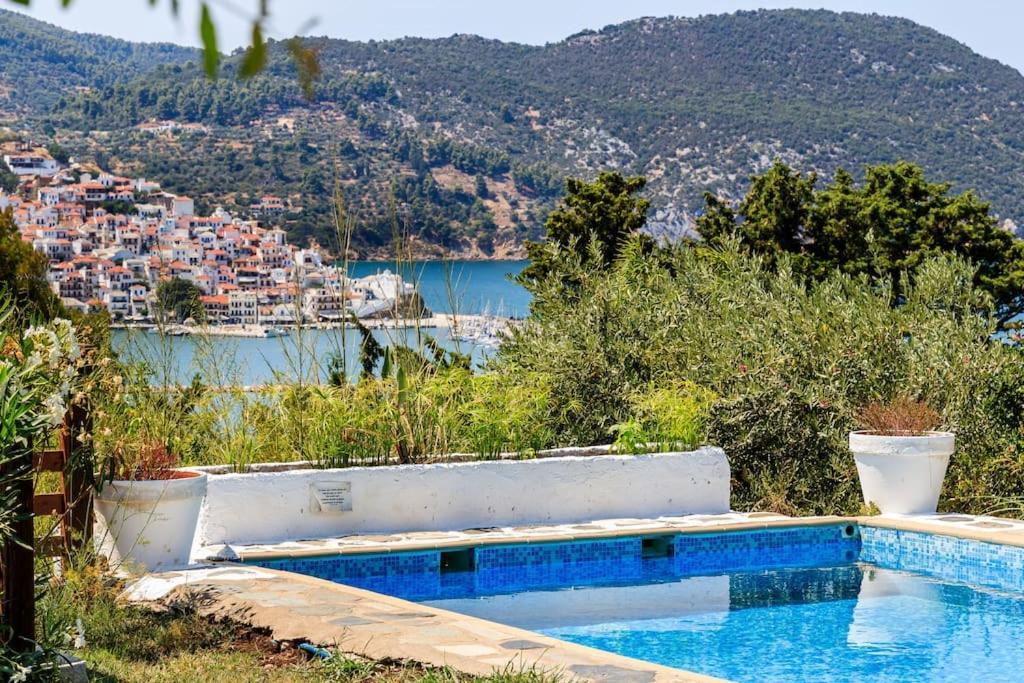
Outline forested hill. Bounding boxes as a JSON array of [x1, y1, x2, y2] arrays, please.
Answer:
[[0, 10, 196, 115], [4, 8, 1024, 256]]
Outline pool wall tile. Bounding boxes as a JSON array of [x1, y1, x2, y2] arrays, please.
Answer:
[[475, 538, 643, 593], [254, 550, 442, 599], [674, 523, 861, 574], [475, 537, 641, 569], [861, 525, 1024, 592], [249, 524, 868, 602]]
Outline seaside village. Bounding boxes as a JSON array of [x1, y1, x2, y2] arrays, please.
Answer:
[[2, 141, 419, 333]]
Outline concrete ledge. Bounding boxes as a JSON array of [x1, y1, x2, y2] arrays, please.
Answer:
[[196, 447, 731, 549], [190, 445, 626, 475]]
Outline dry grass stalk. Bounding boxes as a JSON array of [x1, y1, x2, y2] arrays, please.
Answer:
[[856, 396, 941, 435]]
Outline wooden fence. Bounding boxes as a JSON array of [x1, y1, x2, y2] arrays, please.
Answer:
[[0, 397, 93, 652]]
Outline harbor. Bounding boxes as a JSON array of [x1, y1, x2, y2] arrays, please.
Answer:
[[113, 312, 518, 339]]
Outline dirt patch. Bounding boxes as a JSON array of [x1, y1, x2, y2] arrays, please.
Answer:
[[226, 624, 308, 668], [430, 165, 531, 232]]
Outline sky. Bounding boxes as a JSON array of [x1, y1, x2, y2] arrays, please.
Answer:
[[7, 0, 1024, 74]]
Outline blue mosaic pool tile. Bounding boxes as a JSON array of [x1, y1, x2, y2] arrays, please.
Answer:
[[474, 538, 643, 593], [674, 524, 861, 575], [476, 537, 640, 570], [861, 526, 1024, 593], [253, 550, 442, 599]]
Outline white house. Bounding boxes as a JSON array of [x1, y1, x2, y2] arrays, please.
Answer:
[[3, 152, 58, 176], [228, 290, 259, 325]]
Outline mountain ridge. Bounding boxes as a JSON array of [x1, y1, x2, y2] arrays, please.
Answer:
[[2, 8, 1024, 256]]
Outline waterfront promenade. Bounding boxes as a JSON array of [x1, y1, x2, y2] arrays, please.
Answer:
[[111, 313, 517, 338]]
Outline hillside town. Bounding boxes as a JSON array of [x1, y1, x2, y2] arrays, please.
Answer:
[[2, 141, 422, 332]]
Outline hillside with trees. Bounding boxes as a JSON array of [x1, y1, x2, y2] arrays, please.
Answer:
[[4, 8, 1024, 255]]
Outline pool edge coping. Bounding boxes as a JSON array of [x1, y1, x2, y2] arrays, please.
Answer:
[[226, 515, 856, 562]]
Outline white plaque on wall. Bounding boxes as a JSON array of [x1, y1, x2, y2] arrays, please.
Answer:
[[311, 481, 352, 513]]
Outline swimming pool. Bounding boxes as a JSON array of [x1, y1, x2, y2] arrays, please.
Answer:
[[251, 523, 1024, 682]]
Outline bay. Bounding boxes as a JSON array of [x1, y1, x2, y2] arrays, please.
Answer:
[[346, 259, 530, 317], [113, 260, 530, 385]]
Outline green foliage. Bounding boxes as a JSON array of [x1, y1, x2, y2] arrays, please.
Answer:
[[699, 163, 815, 256], [35, 559, 567, 681], [519, 171, 650, 287], [499, 242, 1024, 515], [0, 302, 80, 675], [46, 142, 70, 164], [0, 165, 18, 193], [0, 208, 61, 322], [698, 161, 1024, 325], [458, 371, 553, 458], [0, 8, 195, 113], [154, 278, 203, 324], [39, 564, 234, 666], [611, 382, 716, 454], [198, 4, 219, 78], [100, 335, 555, 471]]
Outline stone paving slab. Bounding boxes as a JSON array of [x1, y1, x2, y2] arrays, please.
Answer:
[[128, 563, 723, 682]]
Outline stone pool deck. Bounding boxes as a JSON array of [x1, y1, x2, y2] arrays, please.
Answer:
[[127, 511, 1024, 682]]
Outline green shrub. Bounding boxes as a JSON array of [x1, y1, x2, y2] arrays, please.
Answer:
[[611, 381, 716, 453], [459, 371, 554, 458], [99, 345, 557, 469], [499, 241, 1024, 515]]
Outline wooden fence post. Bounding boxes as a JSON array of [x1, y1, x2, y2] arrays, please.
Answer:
[[62, 394, 93, 555], [2, 351, 94, 649], [1, 438, 36, 652]]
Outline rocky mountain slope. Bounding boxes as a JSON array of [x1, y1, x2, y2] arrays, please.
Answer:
[[3, 8, 1024, 255]]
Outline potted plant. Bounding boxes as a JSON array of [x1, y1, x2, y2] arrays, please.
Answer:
[[94, 439, 207, 573], [850, 396, 954, 515]]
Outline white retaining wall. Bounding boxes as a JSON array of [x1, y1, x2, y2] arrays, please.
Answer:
[[195, 447, 730, 548]]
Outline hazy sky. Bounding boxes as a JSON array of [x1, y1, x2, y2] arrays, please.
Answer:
[[7, 1, 1024, 74]]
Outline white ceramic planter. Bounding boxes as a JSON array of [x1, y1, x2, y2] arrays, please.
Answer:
[[849, 431, 954, 514], [94, 471, 207, 573]]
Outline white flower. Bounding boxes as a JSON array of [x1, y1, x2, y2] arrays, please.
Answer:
[[24, 351, 43, 373], [58, 365, 76, 397], [52, 318, 72, 337], [43, 393, 66, 427], [10, 664, 29, 683], [24, 326, 61, 369], [52, 319, 80, 361]]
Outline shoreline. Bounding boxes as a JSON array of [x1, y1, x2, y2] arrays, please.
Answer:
[[111, 314, 519, 338], [346, 257, 529, 264]]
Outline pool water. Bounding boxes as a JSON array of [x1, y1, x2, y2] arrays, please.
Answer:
[[443, 563, 1023, 683], [252, 525, 1024, 682]]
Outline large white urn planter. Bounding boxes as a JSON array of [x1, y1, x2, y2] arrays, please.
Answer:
[[94, 470, 207, 573], [849, 431, 954, 514]]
